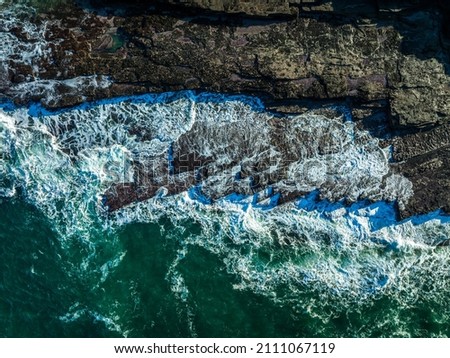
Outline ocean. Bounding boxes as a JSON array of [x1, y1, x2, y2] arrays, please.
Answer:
[[1, 1, 450, 338]]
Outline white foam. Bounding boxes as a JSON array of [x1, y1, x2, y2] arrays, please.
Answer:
[[8, 76, 113, 107], [128, 193, 450, 326], [0, 93, 447, 336], [59, 303, 126, 336], [0, 4, 54, 79], [0, 3, 113, 105]]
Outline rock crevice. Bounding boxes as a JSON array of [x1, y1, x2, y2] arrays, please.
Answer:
[[1, 0, 449, 216]]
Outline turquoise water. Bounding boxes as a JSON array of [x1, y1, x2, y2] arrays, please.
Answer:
[[1, 1, 450, 338]]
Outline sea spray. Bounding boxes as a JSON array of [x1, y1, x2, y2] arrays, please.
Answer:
[[0, 92, 448, 337], [0, 2, 113, 106]]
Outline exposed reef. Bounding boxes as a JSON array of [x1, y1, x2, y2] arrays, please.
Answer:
[[0, 0, 449, 218]]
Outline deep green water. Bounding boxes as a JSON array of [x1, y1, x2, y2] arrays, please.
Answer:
[[1, 196, 450, 338], [0, 198, 321, 337]]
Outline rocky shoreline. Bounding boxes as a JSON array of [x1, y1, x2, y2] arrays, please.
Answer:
[[1, 0, 449, 218]]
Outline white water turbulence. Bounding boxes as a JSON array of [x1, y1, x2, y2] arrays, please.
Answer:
[[0, 3, 52, 80], [0, 2, 113, 105], [0, 91, 449, 337]]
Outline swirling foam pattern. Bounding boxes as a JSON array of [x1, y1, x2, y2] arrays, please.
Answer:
[[0, 92, 449, 337]]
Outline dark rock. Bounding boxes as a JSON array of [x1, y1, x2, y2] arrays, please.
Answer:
[[1, 0, 450, 217]]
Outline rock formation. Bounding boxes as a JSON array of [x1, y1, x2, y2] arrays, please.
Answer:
[[1, 0, 449, 218]]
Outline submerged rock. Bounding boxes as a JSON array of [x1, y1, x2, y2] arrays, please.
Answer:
[[0, 0, 449, 217]]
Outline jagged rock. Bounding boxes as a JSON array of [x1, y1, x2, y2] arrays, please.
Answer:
[[3, 0, 448, 127], [1, 0, 449, 216]]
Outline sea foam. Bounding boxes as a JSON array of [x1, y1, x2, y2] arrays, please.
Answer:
[[0, 91, 448, 337]]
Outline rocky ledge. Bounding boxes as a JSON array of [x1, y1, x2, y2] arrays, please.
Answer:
[[1, 0, 449, 218]]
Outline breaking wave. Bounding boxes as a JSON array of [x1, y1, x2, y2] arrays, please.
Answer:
[[1, 91, 449, 337], [0, 2, 112, 106]]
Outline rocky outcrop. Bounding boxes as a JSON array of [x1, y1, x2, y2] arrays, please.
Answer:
[[1, 0, 449, 217], [3, 0, 449, 127]]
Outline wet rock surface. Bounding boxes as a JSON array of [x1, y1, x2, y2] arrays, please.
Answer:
[[1, 0, 449, 217], [102, 104, 407, 213]]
